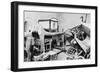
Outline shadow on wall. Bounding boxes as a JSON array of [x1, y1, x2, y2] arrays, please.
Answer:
[[24, 11, 90, 32]]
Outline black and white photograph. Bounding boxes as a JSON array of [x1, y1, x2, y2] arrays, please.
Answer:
[[24, 11, 91, 62], [11, 1, 97, 71]]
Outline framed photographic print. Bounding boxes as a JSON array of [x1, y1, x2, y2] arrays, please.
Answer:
[[11, 1, 98, 72]]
